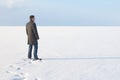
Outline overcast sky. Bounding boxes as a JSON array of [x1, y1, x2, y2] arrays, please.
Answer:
[[0, 0, 120, 26]]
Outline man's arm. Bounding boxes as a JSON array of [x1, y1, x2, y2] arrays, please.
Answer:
[[32, 23, 39, 40], [26, 24, 28, 35]]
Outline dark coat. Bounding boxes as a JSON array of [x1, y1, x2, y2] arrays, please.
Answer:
[[26, 21, 39, 45]]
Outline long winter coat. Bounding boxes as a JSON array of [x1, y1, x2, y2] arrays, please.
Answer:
[[26, 21, 39, 45]]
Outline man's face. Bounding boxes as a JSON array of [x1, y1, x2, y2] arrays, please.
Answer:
[[32, 17, 35, 22]]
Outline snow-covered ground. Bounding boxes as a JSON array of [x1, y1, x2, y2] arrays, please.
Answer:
[[0, 26, 120, 80]]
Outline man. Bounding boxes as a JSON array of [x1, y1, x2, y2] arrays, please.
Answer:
[[26, 15, 41, 60]]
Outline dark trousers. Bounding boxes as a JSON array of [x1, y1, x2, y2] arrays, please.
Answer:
[[28, 41, 38, 59]]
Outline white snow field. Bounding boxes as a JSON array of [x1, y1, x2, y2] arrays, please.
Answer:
[[0, 26, 120, 80]]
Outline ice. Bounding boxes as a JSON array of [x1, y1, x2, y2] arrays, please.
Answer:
[[0, 26, 120, 80]]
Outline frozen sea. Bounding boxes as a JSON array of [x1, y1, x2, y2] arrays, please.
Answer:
[[0, 26, 120, 80]]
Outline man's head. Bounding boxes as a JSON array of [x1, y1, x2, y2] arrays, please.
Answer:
[[30, 15, 35, 22]]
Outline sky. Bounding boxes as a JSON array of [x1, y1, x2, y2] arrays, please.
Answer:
[[0, 0, 120, 26]]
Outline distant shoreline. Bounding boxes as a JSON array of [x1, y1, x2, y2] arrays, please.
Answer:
[[0, 26, 120, 27]]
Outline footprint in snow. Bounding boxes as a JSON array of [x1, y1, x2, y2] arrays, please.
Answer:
[[10, 72, 29, 80], [9, 65, 23, 71], [34, 77, 41, 80]]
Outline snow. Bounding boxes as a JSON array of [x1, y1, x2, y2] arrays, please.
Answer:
[[0, 26, 120, 80]]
